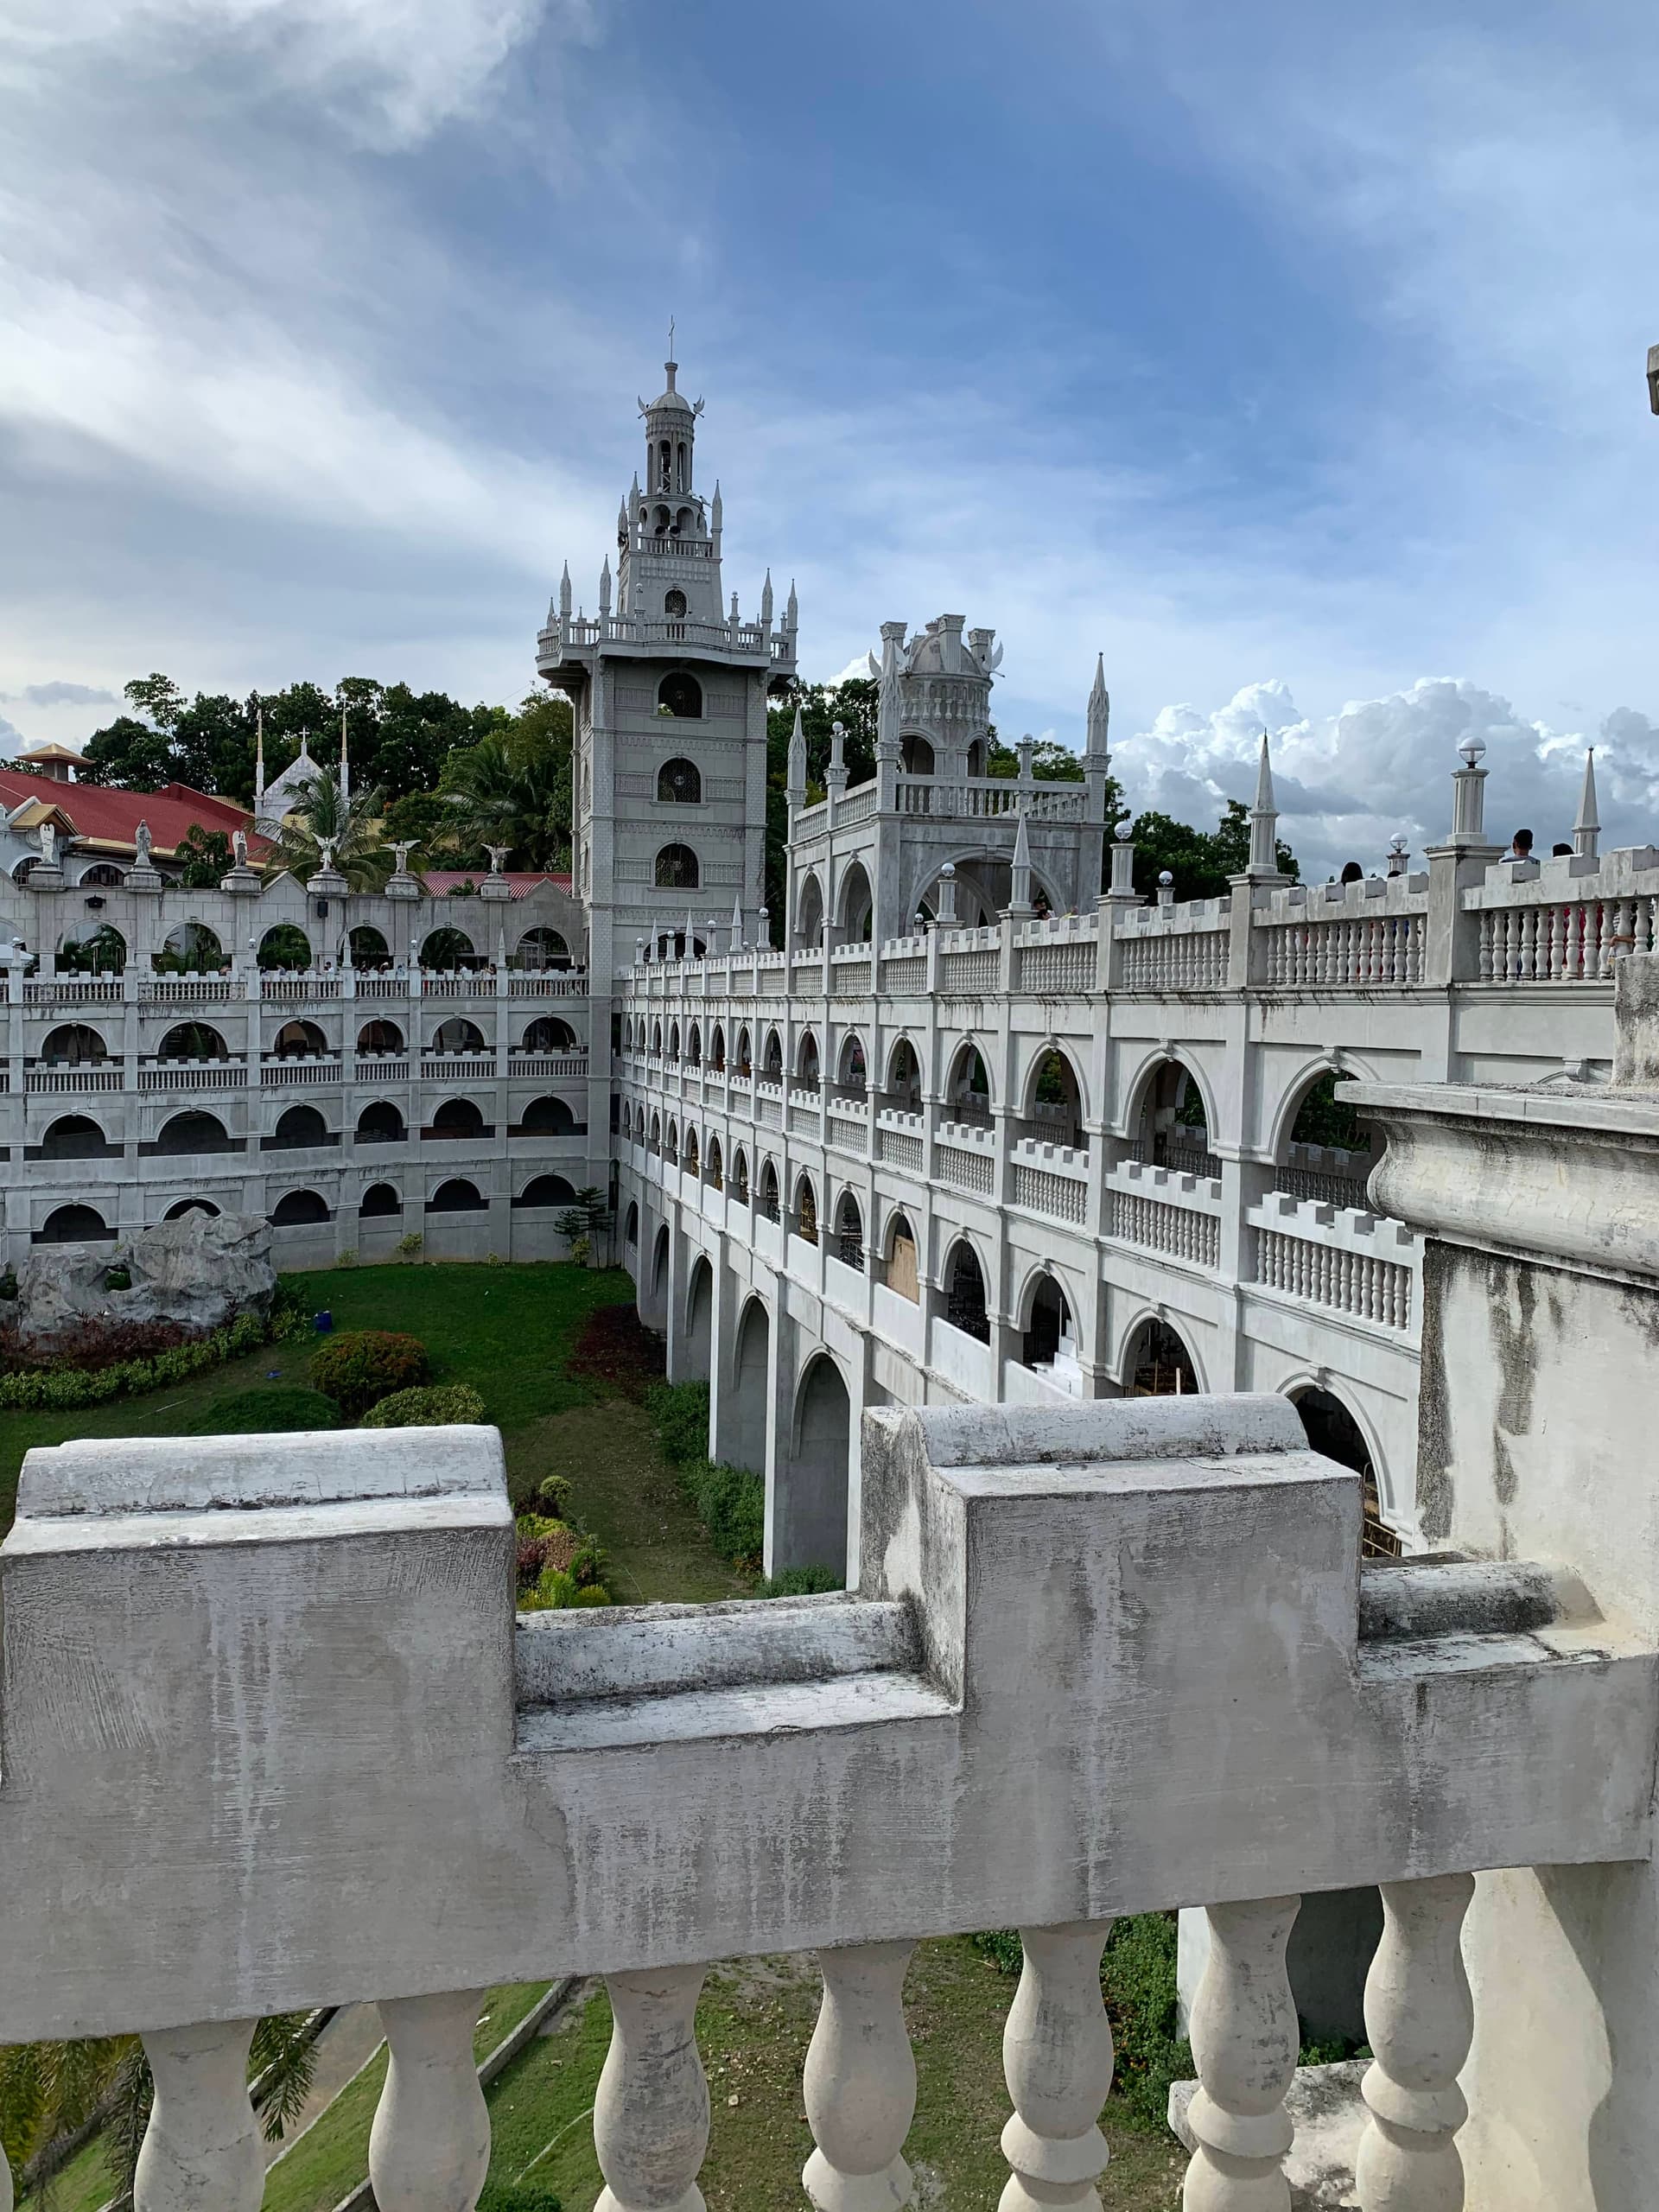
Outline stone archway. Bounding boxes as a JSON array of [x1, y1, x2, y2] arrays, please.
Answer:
[[724, 1297, 771, 1478], [778, 1356, 850, 1578]]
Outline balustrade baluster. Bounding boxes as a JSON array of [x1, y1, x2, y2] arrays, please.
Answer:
[[1182, 1897, 1300, 2210], [596, 1966, 710, 2212], [134, 2019, 262, 2212], [1478, 914, 1493, 981], [1583, 902, 1602, 979], [370, 1989, 490, 2212], [1355, 1873, 1475, 2211], [803, 1941, 917, 2212], [1000, 1920, 1116, 2212], [1549, 906, 1567, 981]]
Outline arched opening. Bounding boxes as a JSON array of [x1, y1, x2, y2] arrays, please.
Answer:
[[886, 1038, 921, 1110], [356, 1101, 405, 1144], [652, 1224, 671, 1315], [359, 1182, 401, 1217], [1023, 1274, 1079, 1387], [157, 1022, 227, 1062], [836, 1033, 867, 1094], [273, 1020, 328, 1059], [759, 1159, 780, 1221], [1278, 1070, 1374, 1209], [270, 1189, 330, 1227], [156, 1110, 232, 1155], [1025, 1046, 1086, 1150], [900, 734, 935, 776], [74, 864, 125, 891], [668, 1021, 682, 1063], [966, 739, 987, 779], [516, 1174, 578, 1208], [427, 1178, 486, 1212], [655, 842, 699, 890], [658, 672, 702, 720], [521, 1016, 577, 1054], [36, 1203, 113, 1243], [762, 1028, 783, 1081], [727, 1297, 770, 1476], [1293, 1386, 1402, 1558], [709, 1023, 726, 1071], [651, 1020, 664, 1056], [735, 1025, 752, 1077], [649, 1111, 663, 1155], [732, 1147, 750, 1204], [160, 920, 224, 973], [163, 1197, 219, 1220], [1124, 1317, 1199, 1396], [58, 924, 127, 973], [625, 1200, 639, 1245], [797, 872, 824, 950], [793, 1173, 817, 1245], [430, 1097, 486, 1141], [836, 861, 873, 945], [657, 757, 702, 804], [40, 1023, 107, 1065], [515, 927, 571, 971], [621, 1100, 632, 1139], [787, 1357, 851, 1578], [797, 1031, 820, 1088], [706, 1135, 723, 1191], [683, 1126, 700, 1178], [257, 924, 312, 972], [835, 1192, 864, 1272], [665, 1118, 679, 1164], [944, 1239, 989, 1343], [683, 1256, 714, 1382], [1134, 1060, 1217, 1177], [520, 1095, 576, 1135], [431, 1017, 487, 1056], [348, 925, 391, 969], [420, 928, 478, 972], [884, 1212, 919, 1301], [687, 1021, 702, 1067], [39, 1114, 111, 1160], [664, 588, 688, 619], [945, 1041, 992, 1124], [358, 1020, 404, 1056], [267, 1104, 329, 1150]]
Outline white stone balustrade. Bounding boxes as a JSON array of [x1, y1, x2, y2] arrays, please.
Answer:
[[1, 1402, 1653, 2212]]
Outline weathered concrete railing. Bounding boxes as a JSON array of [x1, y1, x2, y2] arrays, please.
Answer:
[[1255, 876, 1430, 988], [1114, 899, 1230, 991], [1105, 1156, 1223, 1266], [1249, 1192, 1421, 1332], [0, 1402, 1647, 2212]]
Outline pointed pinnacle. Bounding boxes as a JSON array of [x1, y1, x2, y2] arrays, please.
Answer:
[[1575, 747, 1600, 833], [1252, 730, 1276, 815]]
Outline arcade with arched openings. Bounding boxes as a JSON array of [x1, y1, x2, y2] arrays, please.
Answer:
[[783, 1355, 851, 1579], [724, 1295, 770, 1477], [1021, 1270, 1079, 1389], [942, 1237, 989, 1343], [1024, 1044, 1087, 1150], [1274, 1067, 1375, 1210], [1123, 1315, 1199, 1396], [1291, 1383, 1402, 1557], [1132, 1058, 1216, 1176]]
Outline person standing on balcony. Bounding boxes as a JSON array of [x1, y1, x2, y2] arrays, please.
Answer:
[[1510, 828, 1535, 861]]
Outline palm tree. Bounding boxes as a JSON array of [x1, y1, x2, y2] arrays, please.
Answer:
[[442, 736, 569, 872], [264, 763, 391, 891]]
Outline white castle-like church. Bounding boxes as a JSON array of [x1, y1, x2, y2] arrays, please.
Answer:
[[4, 350, 1659, 2212]]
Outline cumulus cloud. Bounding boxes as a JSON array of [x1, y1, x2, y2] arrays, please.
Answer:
[[1, 681, 116, 707], [0, 715, 25, 753], [1114, 675, 1659, 884]]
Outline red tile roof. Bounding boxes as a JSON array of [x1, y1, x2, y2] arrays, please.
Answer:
[[420, 870, 573, 899], [0, 772, 253, 858]]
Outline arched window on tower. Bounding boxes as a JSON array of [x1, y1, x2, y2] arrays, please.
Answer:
[[655, 842, 699, 890], [658, 672, 702, 719], [658, 758, 702, 804], [664, 588, 688, 620]]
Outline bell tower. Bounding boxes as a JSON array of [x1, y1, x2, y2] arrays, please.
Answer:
[[537, 346, 797, 992]]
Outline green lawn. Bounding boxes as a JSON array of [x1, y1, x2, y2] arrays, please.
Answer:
[[0, 1262, 634, 1535]]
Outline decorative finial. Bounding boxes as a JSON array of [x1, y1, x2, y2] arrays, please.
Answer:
[[1573, 747, 1600, 861]]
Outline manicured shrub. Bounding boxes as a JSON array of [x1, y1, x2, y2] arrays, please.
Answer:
[[751, 1564, 844, 1598], [644, 1380, 711, 1465], [308, 1329, 429, 1418], [536, 1472, 572, 1518], [360, 1383, 486, 1428], [568, 1533, 608, 1589], [188, 1387, 342, 1435], [678, 1458, 766, 1567], [569, 1585, 612, 1607]]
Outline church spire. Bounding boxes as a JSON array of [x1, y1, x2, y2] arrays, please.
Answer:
[[1085, 654, 1110, 761], [1573, 747, 1600, 861], [786, 703, 807, 807], [1245, 732, 1282, 878]]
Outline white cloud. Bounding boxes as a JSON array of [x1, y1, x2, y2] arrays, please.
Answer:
[[1113, 674, 1656, 885], [1, 681, 115, 707], [0, 715, 25, 753]]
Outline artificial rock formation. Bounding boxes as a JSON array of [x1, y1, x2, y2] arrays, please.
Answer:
[[12, 1211, 275, 1343]]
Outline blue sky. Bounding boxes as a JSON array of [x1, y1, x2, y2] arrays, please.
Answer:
[[3, 0, 1658, 877]]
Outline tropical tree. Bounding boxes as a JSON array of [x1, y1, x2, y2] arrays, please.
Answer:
[[264, 764, 391, 891], [440, 733, 569, 872]]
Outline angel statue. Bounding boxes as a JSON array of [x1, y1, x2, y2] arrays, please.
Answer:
[[486, 845, 509, 874], [391, 841, 416, 874]]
